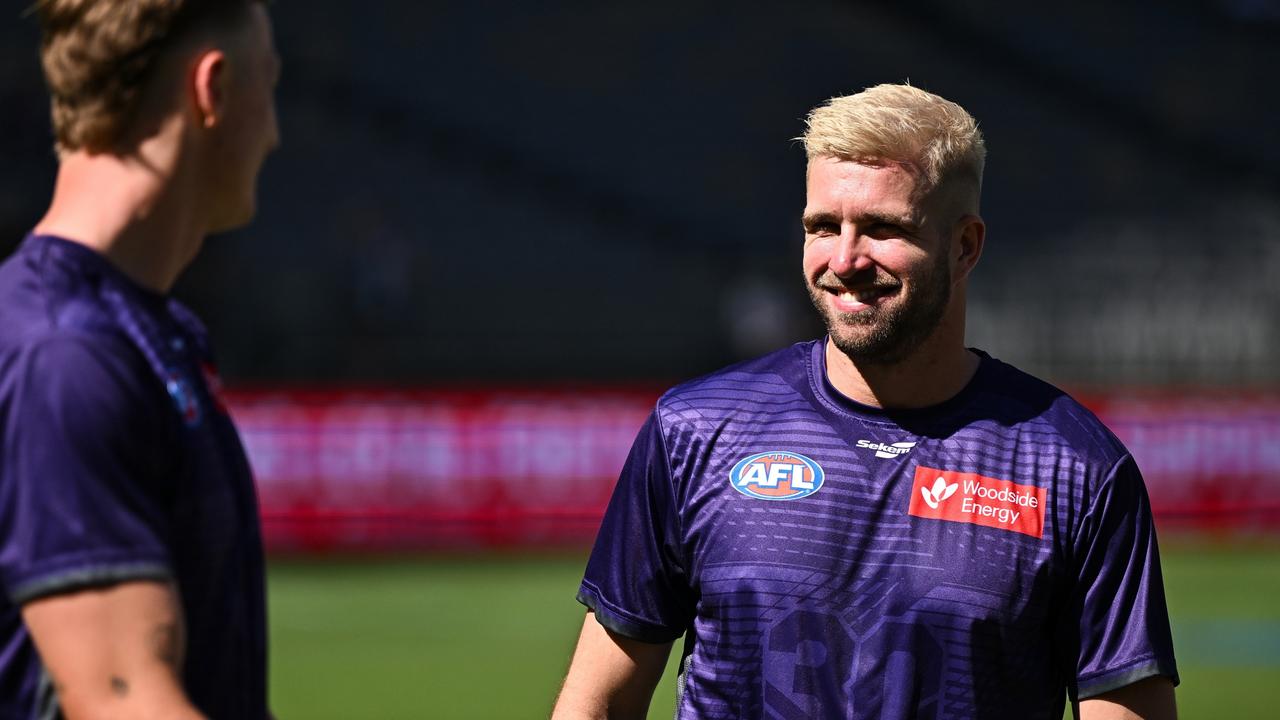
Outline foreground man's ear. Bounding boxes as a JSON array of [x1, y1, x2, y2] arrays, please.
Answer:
[[952, 214, 986, 282]]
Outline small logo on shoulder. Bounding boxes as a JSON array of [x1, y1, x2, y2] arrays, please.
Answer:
[[164, 372, 202, 428], [857, 439, 916, 459], [730, 451, 825, 501]]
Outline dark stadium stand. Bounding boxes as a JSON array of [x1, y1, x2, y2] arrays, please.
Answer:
[[2, 0, 1276, 385]]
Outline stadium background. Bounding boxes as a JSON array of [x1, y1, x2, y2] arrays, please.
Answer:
[[3, 1, 1279, 717]]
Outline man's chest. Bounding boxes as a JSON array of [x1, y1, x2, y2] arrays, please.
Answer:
[[674, 427, 1072, 631]]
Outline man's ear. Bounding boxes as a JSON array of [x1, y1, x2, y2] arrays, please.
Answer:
[[191, 50, 228, 129], [952, 214, 986, 282]]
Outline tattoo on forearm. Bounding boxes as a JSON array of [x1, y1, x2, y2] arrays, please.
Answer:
[[150, 621, 182, 669], [110, 676, 128, 696]]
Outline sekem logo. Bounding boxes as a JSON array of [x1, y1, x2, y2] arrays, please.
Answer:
[[857, 439, 916, 459], [729, 451, 825, 501]]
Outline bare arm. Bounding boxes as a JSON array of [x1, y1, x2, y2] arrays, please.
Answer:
[[552, 611, 674, 720], [1075, 676, 1176, 720], [21, 580, 206, 720]]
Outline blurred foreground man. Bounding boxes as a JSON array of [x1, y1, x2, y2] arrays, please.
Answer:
[[0, 1, 279, 717], [553, 85, 1178, 719]]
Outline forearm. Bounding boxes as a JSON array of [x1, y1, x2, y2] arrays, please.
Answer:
[[551, 613, 672, 720], [553, 671, 650, 720], [1076, 676, 1177, 720], [57, 682, 207, 720], [23, 581, 206, 720], [549, 688, 611, 720], [552, 654, 656, 720]]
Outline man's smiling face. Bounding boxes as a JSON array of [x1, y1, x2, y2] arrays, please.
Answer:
[[801, 155, 955, 365]]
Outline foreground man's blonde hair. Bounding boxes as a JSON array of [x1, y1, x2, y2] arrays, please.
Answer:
[[799, 83, 986, 207]]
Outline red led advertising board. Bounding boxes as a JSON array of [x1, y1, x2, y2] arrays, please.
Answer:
[[226, 389, 1280, 551]]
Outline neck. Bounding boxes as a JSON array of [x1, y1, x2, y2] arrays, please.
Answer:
[[824, 307, 979, 410], [32, 144, 205, 295]]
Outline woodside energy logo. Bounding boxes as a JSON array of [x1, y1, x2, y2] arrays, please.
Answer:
[[907, 466, 1046, 538]]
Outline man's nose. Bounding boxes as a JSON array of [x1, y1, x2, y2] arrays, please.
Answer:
[[827, 230, 874, 277]]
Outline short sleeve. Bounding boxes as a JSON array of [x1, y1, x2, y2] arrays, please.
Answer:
[[0, 335, 176, 604], [576, 411, 693, 643], [1065, 454, 1179, 699]]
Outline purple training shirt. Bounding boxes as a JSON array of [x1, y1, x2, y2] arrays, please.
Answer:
[[0, 235, 268, 719], [579, 339, 1178, 719]]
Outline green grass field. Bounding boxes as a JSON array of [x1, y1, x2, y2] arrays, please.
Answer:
[[268, 541, 1280, 719]]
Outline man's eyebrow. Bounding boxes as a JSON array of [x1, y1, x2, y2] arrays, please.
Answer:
[[801, 211, 920, 229], [801, 211, 840, 227], [858, 211, 918, 228]]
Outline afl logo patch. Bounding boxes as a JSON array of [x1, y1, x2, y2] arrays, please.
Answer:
[[730, 451, 825, 501]]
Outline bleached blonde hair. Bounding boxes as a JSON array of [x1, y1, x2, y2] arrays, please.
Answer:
[[799, 84, 986, 207]]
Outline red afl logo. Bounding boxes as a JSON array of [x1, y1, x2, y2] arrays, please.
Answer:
[[729, 451, 825, 501]]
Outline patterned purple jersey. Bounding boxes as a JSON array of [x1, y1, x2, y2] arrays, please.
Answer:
[[579, 339, 1177, 719], [0, 235, 268, 719]]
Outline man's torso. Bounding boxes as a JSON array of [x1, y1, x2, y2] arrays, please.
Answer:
[[582, 339, 1175, 719], [0, 235, 267, 719]]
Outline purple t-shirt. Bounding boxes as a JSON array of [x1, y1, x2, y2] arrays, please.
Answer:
[[0, 235, 268, 719], [579, 339, 1178, 719]]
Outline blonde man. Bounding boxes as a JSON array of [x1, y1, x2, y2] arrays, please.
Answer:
[[553, 84, 1177, 719], [0, 1, 279, 717]]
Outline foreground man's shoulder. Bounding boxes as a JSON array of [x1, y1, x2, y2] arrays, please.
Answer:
[[657, 340, 817, 412], [977, 352, 1129, 464]]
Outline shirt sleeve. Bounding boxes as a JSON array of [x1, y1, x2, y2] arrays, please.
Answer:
[[576, 410, 693, 643], [0, 335, 176, 605], [1066, 453, 1179, 699]]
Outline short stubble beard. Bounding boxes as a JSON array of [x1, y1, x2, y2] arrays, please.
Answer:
[[806, 248, 952, 365]]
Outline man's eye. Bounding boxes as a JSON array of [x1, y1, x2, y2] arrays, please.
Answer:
[[866, 223, 903, 238], [807, 223, 838, 235]]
